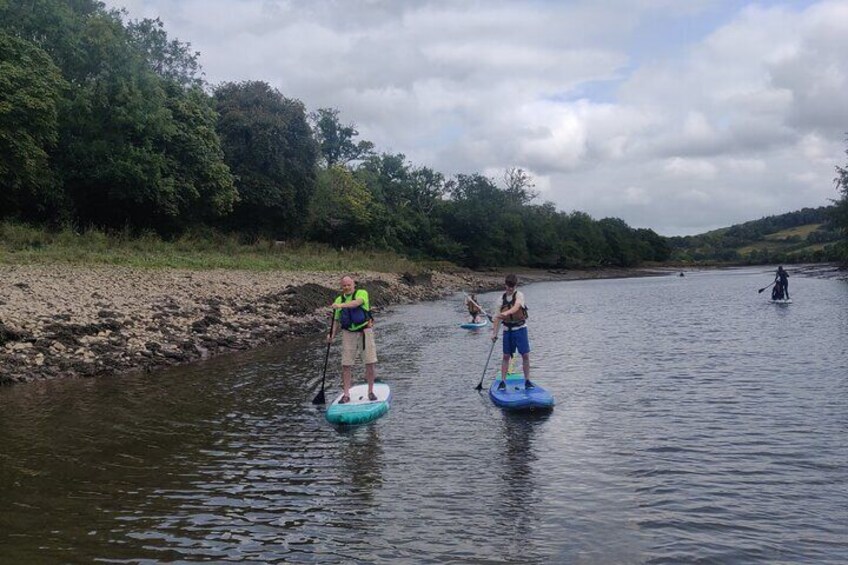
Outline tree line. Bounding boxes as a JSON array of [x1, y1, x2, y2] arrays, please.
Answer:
[[6, 1, 845, 269], [668, 206, 845, 263]]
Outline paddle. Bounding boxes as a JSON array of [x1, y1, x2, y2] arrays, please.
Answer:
[[311, 312, 335, 405], [758, 280, 776, 294], [464, 293, 494, 323], [475, 335, 498, 391]]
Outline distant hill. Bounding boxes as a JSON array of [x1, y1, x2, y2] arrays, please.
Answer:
[[668, 206, 843, 264]]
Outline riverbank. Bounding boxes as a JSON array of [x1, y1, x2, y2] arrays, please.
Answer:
[[0, 265, 665, 385]]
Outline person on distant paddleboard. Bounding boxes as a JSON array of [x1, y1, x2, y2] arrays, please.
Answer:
[[328, 276, 377, 404], [465, 293, 483, 323], [491, 274, 533, 390], [775, 266, 789, 299], [772, 280, 785, 300]]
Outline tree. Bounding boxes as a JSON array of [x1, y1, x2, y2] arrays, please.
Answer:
[[308, 166, 373, 247], [215, 81, 318, 238], [126, 17, 204, 88], [442, 174, 523, 267], [310, 107, 374, 167], [833, 136, 848, 258], [503, 167, 538, 205], [54, 9, 236, 231], [0, 32, 66, 221]]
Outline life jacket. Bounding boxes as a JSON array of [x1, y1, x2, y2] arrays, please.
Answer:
[[336, 289, 372, 331], [500, 292, 528, 328]]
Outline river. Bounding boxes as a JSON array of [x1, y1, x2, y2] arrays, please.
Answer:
[[1, 267, 846, 563]]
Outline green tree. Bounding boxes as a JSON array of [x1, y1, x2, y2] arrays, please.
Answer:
[[442, 174, 522, 267], [2, 0, 236, 231], [310, 107, 374, 167], [833, 137, 848, 259], [215, 81, 318, 238], [0, 32, 66, 221], [308, 165, 373, 246], [503, 167, 538, 205], [126, 17, 203, 88]]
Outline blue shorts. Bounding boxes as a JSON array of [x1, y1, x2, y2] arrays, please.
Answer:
[[502, 326, 530, 356]]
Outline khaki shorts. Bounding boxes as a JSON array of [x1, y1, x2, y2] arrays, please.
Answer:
[[341, 328, 377, 366]]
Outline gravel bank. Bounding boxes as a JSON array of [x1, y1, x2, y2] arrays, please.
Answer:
[[2, 265, 656, 385]]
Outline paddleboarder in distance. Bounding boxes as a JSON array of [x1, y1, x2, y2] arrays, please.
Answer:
[[328, 276, 378, 404], [775, 266, 790, 299], [465, 293, 483, 323], [491, 274, 533, 390]]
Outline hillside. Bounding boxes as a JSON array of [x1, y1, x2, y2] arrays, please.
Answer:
[[668, 206, 843, 264]]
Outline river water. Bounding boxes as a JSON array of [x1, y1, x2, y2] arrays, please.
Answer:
[[1, 267, 846, 563]]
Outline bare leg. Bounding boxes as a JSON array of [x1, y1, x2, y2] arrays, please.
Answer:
[[342, 366, 352, 397], [365, 362, 376, 395], [522, 354, 531, 381], [501, 354, 510, 381]]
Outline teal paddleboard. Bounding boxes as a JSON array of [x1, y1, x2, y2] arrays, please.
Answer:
[[325, 383, 391, 425]]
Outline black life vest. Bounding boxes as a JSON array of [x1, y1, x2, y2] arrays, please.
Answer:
[[501, 292, 528, 328]]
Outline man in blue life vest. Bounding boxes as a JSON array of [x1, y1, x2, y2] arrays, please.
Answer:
[[328, 276, 377, 404], [490, 273, 533, 390]]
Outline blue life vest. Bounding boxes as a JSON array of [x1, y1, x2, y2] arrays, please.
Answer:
[[336, 289, 371, 331]]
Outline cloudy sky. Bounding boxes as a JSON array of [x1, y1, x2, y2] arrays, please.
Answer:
[[105, 0, 848, 235]]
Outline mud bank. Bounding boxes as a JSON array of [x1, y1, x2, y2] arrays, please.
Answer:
[[0, 265, 663, 385]]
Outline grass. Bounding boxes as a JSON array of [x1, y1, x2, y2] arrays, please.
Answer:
[[0, 222, 424, 272], [762, 224, 823, 240]]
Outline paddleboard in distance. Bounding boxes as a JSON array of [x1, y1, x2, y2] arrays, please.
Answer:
[[489, 373, 554, 411], [770, 298, 793, 305], [325, 382, 391, 425], [460, 319, 489, 329]]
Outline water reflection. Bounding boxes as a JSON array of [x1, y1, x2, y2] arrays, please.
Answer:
[[337, 425, 384, 499], [497, 410, 550, 560]]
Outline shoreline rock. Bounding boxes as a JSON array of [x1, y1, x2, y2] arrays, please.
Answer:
[[0, 265, 667, 385]]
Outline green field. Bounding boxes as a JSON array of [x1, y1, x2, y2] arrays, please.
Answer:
[[762, 224, 823, 241]]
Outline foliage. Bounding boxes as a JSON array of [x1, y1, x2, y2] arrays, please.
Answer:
[[215, 81, 318, 238], [0, 0, 732, 270], [0, 221, 417, 271], [0, 31, 66, 221], [833, 137, 848, 261], [669, 206, 841, 264], [308, 166, 374, 247], [126, 17, 203, 88], [310, 107, 374, 167]]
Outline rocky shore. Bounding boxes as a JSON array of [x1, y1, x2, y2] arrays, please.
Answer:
[[0, 265, 656, 385]]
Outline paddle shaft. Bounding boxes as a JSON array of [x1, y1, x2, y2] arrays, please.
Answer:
[[475, 336, 498, 390], [758, 280, 776, 293], [312, 312, 335, 404]]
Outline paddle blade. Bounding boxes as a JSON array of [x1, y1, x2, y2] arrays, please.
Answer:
[[474, 382, 483, 391], [312, 389, 326, 405], [758, 287, 766, 293]]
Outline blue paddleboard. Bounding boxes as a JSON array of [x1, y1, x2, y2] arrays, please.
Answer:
[[460, 319, 489, 329], [325, 382, 391, 425], [489, 373, 554, 411]]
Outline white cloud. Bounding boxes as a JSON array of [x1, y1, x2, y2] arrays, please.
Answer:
[[103, 0, 848, 235]]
